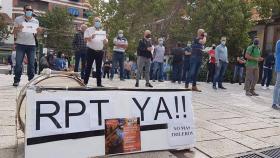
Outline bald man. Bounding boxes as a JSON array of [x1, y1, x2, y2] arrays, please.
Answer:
[[83, 17, 108, 87], [135, 30, 153, 87], [73, 24, 87, 79]]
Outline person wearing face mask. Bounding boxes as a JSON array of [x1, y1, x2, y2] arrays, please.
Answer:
[[84, 17, 108, 87], [207, 44, 216, 83], [152, 38, 165, 82], [12, 4, 43, 86], [182, 41, 192, 81], [110, 30, 128, 81], [185, 29, 207, 92], [244, 37, 264, 96], [135, 30, 153, 88], [213, 37, 228, 90]]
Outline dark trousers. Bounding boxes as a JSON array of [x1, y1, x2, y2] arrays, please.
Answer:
[[207, 63, 215, 83], [110, 51, 125, 79], [14, 44, 36, 82], [84, 48, 104, 86], [261, 68, 273, 87], [74, 49, 87, 79], [233, 65, 244, 83], [186, 56, 202, 86], [103, 70, 110, 78], [172, 63, 183, 82], [213, 61, 228, 87], [182, 58, 190, 81], [124, 69, 131, 79], [153, 62, 163, 81]]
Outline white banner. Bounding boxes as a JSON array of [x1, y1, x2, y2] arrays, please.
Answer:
[[25, 88, 195, 158], [22, 22, 39, 33]]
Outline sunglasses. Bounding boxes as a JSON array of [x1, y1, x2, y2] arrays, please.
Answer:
[[25, 9, 33, 11]]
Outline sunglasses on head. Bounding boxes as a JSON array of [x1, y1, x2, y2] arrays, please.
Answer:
[[25, 9, 33, 11]]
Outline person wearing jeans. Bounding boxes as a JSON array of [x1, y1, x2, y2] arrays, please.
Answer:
[[232, 53, 246, 85], [13, 4, 42, 86], [273, 39, 280, 109], [110, 30, 128, 81], [244, 37, 264, 96], [152, 38, 165, 82], [171, 42, 184, 83], [73, 24, 87, 79], [213, 37, 228, 90], [261, 52, 275, 89], [185, 29, 207, 92], [182, 41, 192, 82], [83, 17, 108, 87], [135, 30, 153, 88]]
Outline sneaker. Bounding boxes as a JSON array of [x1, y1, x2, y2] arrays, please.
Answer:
[[212, 85, 217, 90], [246, 91, 253, 96], [192, 86, 202, 92], [97, 85, 104, 87], [13, 82, 19, 87], [145, 83, 153, 88], [261, 86, 267, 90], [272, 104, 280, 110], [135, 82, 139, 87], [251, 91, 259, 96]]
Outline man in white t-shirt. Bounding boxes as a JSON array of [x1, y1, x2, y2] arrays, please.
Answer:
[[83, 17, 108, 87]]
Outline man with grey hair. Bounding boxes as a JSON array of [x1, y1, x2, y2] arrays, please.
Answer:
[[152, 37, 165, 82], [110, 30, 128, 81], [135, 30, 153, 87], [73, 24, 87, 79]]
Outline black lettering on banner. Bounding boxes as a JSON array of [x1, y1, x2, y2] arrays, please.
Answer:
[[132, 97, 151, 121], [154, 97, 172, 120], [36, 101, 62, 130], [65, 100, 86, 128], [90, 100, 109, 126]]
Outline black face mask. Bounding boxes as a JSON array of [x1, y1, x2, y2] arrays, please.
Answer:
[[145, 34, 151, 39], [212, 46, 216, 49]]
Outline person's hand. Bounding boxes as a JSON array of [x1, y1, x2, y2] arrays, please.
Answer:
[[36, 27, 44, 34], [147, 47, 153, 52], [103, 38, 108, 45], [15, 25, 24, 32], [258, 57, 264, 62]]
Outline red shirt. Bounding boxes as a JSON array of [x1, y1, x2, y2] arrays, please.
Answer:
[[208, 49, 216, 64]]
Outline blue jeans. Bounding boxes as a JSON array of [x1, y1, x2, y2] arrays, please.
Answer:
[[213, 61, 228, 87], [185, 56, 202, 86], [233, 65, 244, 83], [273, 72, 280, 105], [153, 62, 163, 81], [182, 58, 190, 81], [124, 69, 130, 79], [172, 63, 183, 82], [74, 49, 87, 79], [14, 44, 36, 82], [261, 68, 273, 87], [110, 51, 125, 79]]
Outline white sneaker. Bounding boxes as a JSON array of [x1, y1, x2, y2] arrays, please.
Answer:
[[261, 86, 267, 90]]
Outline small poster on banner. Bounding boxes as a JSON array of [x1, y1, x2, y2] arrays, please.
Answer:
[[105, 118, 141, 155], [168, 122, 195, 147], [22, 22, 39, 33]]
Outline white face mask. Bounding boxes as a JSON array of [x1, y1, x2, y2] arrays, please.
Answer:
[[221, 41, 226, 45], [118, 34, 123, 38]]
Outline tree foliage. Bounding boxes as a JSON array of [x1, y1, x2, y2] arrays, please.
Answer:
[[0, 14, 12, 43], [38, 7, 75, 52]]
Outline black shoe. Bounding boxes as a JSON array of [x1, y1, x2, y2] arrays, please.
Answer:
[[219, 86, 226, 90], [97, 85, 104, 87], [135, 82, 139, 87], [272, 104, 280, 110], [153, 80, 156, 82], [13, 82, 19, 87], [120, 79, 125, 81], [212, 85, 217, 90], [145, 83, 153, 88], [158, 80, 164, 82], [251, 91, 259, 96], [239, 82, 242, 85]]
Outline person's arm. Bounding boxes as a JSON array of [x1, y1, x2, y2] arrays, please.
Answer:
[[185, 48, 191, 55], [199, 36, 206, 45]]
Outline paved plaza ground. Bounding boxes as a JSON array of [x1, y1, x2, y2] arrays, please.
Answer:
[[0, 71, 280, 158]]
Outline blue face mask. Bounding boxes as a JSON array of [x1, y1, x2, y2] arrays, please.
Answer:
[[94, 21, 101, 29], [25, 11, 33, 17]]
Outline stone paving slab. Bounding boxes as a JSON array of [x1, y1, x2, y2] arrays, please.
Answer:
[[195, 139, 251, 157], [196, 128, 224, 142]]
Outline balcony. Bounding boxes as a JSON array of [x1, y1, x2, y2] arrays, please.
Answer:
[[15, 0, 49, 12]]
